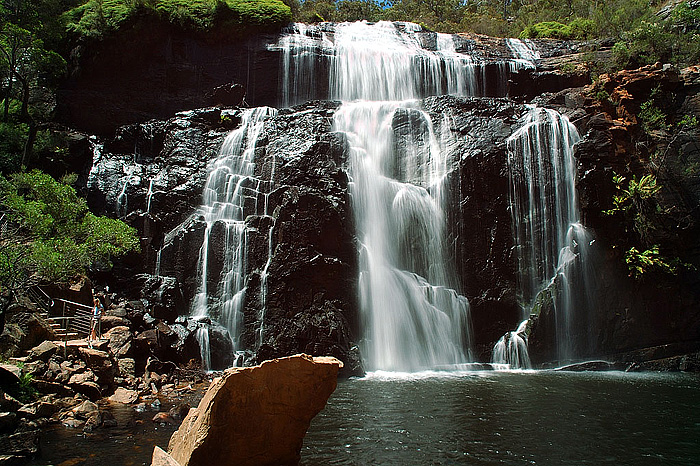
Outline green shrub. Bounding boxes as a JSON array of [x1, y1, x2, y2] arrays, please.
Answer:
[[568, 17, 594, 39], [65, 0, 142, 39], [220, 0, 292, 27], [639, 98, 669, 132], [155, 0, 216, 30], [0, 170, 140, 289], [65, 0, 291, 38], [520, 21, 573, 40], [0, 123, 27, 175]]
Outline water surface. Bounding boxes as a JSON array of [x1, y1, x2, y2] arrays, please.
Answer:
[[30, 371, 699, 466], [302, 370, 700, 466]]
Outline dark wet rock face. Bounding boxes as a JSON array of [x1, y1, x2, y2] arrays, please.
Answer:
[[85, 64, 700, 372], [58, 22, 282, 134], [86, 96, 537, 372], [424, 96, 524, 360]]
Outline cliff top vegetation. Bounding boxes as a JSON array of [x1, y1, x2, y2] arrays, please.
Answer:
[[63, 0, 293, 39]]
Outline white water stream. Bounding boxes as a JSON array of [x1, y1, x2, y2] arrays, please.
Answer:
[[170, 21, 592, 370], [188, 107, 277, 368]]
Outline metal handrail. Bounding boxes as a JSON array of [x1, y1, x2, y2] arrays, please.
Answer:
[[27, 286, 54, 313], [48, 298, 95, 338]]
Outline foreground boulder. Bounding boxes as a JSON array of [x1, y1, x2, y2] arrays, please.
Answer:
[[164, 354, 342, 466]]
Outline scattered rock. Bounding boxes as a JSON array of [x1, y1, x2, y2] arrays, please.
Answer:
[[68, 370, 95, 386], [117, 358, 137, 379], [34, 380, 75, 398], [70, 379, 102, 401], [152, 412, 177, 425], [0, 392, 21, 413], [62, 418, 85, 429], [168, 403, 190, 422], [17, 402, 58, 420], [102, 410, 118, 428], [109, 387, 138, 404], [0, 365, 21, 388], [0, 413, 17, 434], [104, 326, 134, 358], [83, 412, 103, 432], [167, 354, 342, 466], [101, 316, 131, 332], [0, 429, 40, 458], [26, 341, 58, 362], [72, 400, 99, 420]]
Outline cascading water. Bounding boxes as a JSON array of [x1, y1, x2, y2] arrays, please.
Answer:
[[173, 21, 565, 371], [492, 320, 531, 369], [335, 101, 472, 371], [503, 106, 595, 363], [506, 38, 540, 70], [272, 21, 540, 106], [188, 106, 277, 369], [303, 21, 482, 371]]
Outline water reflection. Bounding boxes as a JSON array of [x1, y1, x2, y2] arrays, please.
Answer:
[[301, 371, 700, 466], [29, 372, 700, 466]]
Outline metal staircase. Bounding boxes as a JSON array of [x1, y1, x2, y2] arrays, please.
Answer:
[[28, 286, 93, 340]]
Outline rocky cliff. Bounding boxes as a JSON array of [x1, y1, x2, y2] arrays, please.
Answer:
[[71, 23, 700, 372], [526, 64, 700, 367]]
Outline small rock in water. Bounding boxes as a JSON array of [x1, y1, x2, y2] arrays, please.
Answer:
[[62, 418, 85, 429], [109, 387, 139, 404], [152, 412, 177, 425]]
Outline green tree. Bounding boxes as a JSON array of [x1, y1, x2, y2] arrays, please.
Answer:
[[0, 170, 140, 294], [0, 0, 67, 167]]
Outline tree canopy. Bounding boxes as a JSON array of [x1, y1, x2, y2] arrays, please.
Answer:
[[0, 170, 140, 292]]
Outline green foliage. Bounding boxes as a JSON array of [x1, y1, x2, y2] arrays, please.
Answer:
[[678, 114, 699, 129], [520, 21, 573, 39], [64, 0, 291, 37], [594, 89, 610, 102], [520, 18, 592, 40], [221, 0, 292, 27], [17, 371, 38, 403], [639, 99, 668, 132], [0, 122, 27, 174], [0, 170, 140, 291], [4, 363, 38, 403], [625, 245, 681, 279], [612, 2, 700, 69], [64, 0, 141, 39], [154, 0, 216, 30], [603, 172, 690, 280], [567, 17, 594, 39], [604, 172, 661, 216], [589, 0, 652, 38]]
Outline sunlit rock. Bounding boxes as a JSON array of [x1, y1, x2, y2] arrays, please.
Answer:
[[166, 354, 342, 466]]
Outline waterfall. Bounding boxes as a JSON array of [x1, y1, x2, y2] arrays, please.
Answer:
[[492, 320, 531, 369], [272, 21, 524, 106], [169, 21, 570, 371], [335, 100, 471, 371], [505, 106, 594, 362], [189, 106, 277, 354], [146, 179, 154, 213], [506, 38, 540, 70], [195, 323, 211, 371]]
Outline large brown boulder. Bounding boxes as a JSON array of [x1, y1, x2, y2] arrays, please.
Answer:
[[165, 354, 342, 466]]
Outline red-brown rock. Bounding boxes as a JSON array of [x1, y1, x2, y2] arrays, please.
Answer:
[[165, 354, 342, 466]]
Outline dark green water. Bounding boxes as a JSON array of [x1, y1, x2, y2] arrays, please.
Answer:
[[302, 371, 700, 466], [31, 371, 699, 465]]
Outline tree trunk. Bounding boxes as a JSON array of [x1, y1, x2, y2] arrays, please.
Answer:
[[21, 120, 37, 167]]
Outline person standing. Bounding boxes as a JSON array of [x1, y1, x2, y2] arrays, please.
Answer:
[[90, 297, 103, 343]]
